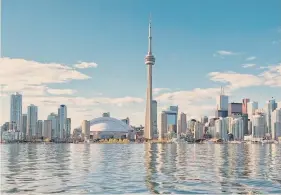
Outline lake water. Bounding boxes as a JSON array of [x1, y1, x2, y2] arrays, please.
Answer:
[[1, 143, 281, 194]]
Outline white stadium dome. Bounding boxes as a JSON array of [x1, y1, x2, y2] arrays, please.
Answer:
[[89, 117, 134, 139]]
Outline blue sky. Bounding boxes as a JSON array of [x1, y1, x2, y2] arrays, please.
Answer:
[[1, 0, 281, 127]]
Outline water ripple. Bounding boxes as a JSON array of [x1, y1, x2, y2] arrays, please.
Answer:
[[1, 143, 281, 194]]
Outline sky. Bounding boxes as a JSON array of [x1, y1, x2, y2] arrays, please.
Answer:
[[1, 0, 281, 128]]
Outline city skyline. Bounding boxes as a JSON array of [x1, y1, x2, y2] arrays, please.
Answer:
[[1, 0, 281, 128]]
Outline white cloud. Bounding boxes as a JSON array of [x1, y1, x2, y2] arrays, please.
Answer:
[[242, 63, 256, 68], [153, 88, 170, 95], [74, 61, 98, 69], [213, 50, 239, 58], [47, 88, 77, 95], [0, 58, 90, 89], [245, 56, 256, 61], [208, 71, 262, 89], [209, 63, 281, 88]]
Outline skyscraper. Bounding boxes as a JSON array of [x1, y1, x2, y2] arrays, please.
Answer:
[[159, 111, 167, 140], [265, 99, 278, 134], [66, 118, 71, 138], [216, 87, 228, 111], [178, 112, 187, 135], [47, 113, 59, 139], [22, 114, 27, 140], [37, 120, 43, 138], [242, 98, 250, 114], [43, 120, 52, 139], [27, 104, 38, 139], [82, 120, 90, 140], [144, 18, 155, 140], [10, 92, 22, 131], [271, 108, 281, 140], [58, 105, 67, 139], [247, 101, 258, 120], [152, 100, 157, 137]]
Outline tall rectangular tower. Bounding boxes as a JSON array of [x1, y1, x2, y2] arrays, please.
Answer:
[[10, 92, 22, 131]]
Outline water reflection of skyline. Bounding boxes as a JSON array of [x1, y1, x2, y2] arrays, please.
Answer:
[[1, 143, 281, 194], [144, 143, 281, 194]]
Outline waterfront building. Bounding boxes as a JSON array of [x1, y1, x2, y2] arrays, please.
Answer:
[[27, 104, 38, 139], [228, 103, 242, 115], [82, 120, 90, 140], [36, 120, 43, 138], [194, 121, 204, 140], [144, 18, 155, 140], [10, 92, 22, 132], [47, 113, 59, 139], [43, 120, 52, 139], [242, 114, 249, 135], [252, 114, 266, 138], [66, 118, 71, 138], [265, 99, 278, 134], [159, 111, 167, 140], [152, 100, 157, 137], [231, 117, 244, 140], [208, 126, 216, 138], [247, 101, 258, 120], [22, 114, 27, 140], [271, 108, 281, 140], [178, 112, 187, 135], [242, 98, 250, 114], [58, 105, 67, 139], [248, 120, 252, 135], [215, 118, 228, 140]]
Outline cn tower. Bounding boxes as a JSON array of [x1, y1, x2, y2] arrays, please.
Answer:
[[144, 18, 155, 140]]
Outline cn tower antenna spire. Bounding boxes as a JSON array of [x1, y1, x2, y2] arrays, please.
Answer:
[[148, 14, 152, 55]]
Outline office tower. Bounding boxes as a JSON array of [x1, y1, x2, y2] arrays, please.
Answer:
[[58, 105, 67, 139], [47, 113, 59, 139], [152, 100, 157, 137], [265, 99, 278, 134], [159, 111, 167, 140], [247, 101, 258, 120], [66, 118, 71, 138], [248, 120, 252, 135], [271, 108, 281, 140], [43, 120, 52, 139], [10, 92, 22, 131], [252, 114, 266, 138], [82, 120, 90, 140], [27, 104, 38, 139], [201, 116, 208, 124], [242, 114, 248, 135], [228, 103, 243, 116], [178, 112, 187, 134], [36, 120, 43, 138], [163, 106, 178, 134], [231, 118, 244, 140], [215, 87, 228, 117], [144, 19, 155, 140], [22, 114, 27, 140], [102, 112, 110, 117], [194, 121, 204, 140], [215, 118, 228, 141], [242, 98, 250, 114]]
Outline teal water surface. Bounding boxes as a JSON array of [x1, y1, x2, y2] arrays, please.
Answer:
[[1, 143, 281, 194]]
